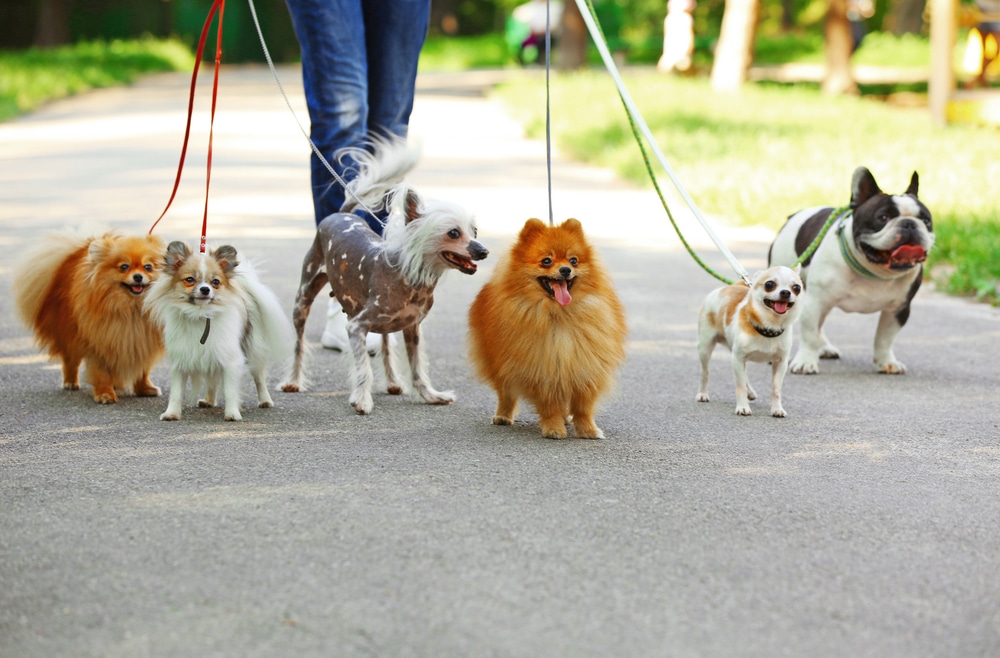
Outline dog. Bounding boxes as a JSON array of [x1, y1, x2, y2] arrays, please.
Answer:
[[12, 230, 166, 403], [280, 137, 489, 414], [768, 166, 934, 374], [467, 218, 628, 439], [145, 241, 294, 421], [696, 265, 803, 417]]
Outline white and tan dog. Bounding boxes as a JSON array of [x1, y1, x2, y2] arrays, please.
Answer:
[[696, 266, 803, 417]]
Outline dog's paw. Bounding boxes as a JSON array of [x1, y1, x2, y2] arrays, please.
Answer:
[[62, 381, 80, 391], [876, 360, 907, 375], [492, 415, 514, 426], [258, 400, 274, 409], [224, 409, 242, 421], [747, 387, 758, 401], [197, 399, 216, 408], [422, 390, 455, 406], [350, 394, 374, 415], [696, 392, 710, 402], [159, 411, 180, 421], [771, 406, 787, 418], [789, 359, 820, 375], [819, 346, 841, 359], [135, 384, 161, 397], [573, 423, 604, 439], [734, 404, 753, 416], [92, 390, 119, 404], [387, 385, 403, 395], [541, 427, 569, 439], [280, 382, 302, 393]]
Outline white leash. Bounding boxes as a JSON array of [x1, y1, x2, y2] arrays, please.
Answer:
[[246, 0, 383, 226], [572, 0, 751, 285]]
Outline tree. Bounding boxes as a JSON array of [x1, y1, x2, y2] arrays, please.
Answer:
[[558, 0, 587, 69], [823, 0, 858, 95], [710, 0, 759, 92], [33, 0, 72, 48]]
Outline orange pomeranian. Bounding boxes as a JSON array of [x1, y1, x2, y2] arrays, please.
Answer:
[[12, 230, 166, 403], [468, 218, 627, 439]]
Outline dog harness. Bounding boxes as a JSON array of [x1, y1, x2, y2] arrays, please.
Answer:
[[750, 322, 784, 338]]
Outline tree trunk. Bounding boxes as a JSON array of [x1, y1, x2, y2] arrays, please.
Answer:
[[883, 0, 926, 35], [823, 0, 858, 95], [710, 0, 759, 92], [34, 0, 72, 48], [558, 0, 588, 70]]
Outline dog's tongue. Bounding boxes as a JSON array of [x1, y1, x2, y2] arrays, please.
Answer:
[[131, 284, 145, 294], [890, 244, 926, 263], [772, 300, 789, 314], [553, 279, 572, 306]]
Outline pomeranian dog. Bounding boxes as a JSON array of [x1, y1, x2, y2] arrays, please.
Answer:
[[696, 265, 803, 417], [281, 137, 488, 415], [12, 230, 166, 403], [145, 241, 294, 421], [468, 218, 628, 439]]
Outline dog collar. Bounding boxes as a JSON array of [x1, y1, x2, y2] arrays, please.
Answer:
[[836, 216, 896, 281], [751, 321, 784, 338]]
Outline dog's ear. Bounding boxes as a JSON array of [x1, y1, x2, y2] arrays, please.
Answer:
[[87, 233, 114, 263], [212, 245, 239, 272], [905, 171, 919, 198], [519, 218, 548, 241], [165, 241, 191, 271], [403, 189, 421, 225], [561, 218, 584, 234], [850, 167, 882, 209]]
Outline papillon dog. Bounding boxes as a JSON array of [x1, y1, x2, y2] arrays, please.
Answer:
[[145, 241, 293, 421]]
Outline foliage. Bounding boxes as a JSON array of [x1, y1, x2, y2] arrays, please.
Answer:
[[419, 34, 515, 71], [492, 69, 1000, 302], [0, 37, 194, 122]]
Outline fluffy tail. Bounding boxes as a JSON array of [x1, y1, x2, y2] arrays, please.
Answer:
[[235, 258, 295, 365], [12, 229, 93, 328], [337, 134, 421, 215]]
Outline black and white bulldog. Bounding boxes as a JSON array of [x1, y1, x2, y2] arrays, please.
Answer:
[[768, 166, 934, 375]]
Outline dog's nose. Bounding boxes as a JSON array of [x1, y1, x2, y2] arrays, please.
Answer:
[[559, 266, 572, 278], [780, 289, 791, 299], [132, 273, 144, 283], [199, 286, 211, 295], [469, 240, 489, 261]]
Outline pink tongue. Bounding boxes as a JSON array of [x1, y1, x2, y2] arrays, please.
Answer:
[[553, 280, 572, 306], [131, 285, 144, 294], [890, 244, 926, 262], [772, 300, 789, 314]]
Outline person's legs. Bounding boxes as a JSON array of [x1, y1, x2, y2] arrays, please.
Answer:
[[363, 0, 429, 138], [285, 0, 369, 225]]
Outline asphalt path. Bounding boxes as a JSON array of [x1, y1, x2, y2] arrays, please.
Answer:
[[1, 66, 999, 658]]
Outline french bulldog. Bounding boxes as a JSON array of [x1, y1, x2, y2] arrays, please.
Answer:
[[768, 166, 934, 375]]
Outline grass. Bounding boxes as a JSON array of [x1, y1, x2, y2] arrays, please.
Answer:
[[0, 37, 194, 122], [492, 69, 1000, 302]]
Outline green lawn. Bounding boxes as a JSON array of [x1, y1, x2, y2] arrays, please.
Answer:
[[492, 69, 1000, 302], [0, 37, 194, 122]]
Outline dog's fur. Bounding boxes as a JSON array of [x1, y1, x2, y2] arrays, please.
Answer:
[[768, 167, 934, 374], [145, 242, 293, 421], [467, 218, 628, 439], [12, 230, 166, 403], [281, 137, 488, 414], [697, 265, 803, 417]]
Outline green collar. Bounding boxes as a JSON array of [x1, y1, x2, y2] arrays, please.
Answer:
[[836, 214, 897, 281]]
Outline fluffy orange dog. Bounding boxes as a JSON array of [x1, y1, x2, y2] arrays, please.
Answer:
[[13, 230, 166, 403], [468, 218, 627, 439]]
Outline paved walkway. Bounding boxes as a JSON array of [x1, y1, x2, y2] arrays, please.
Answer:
[[1, 66, 999, 658]]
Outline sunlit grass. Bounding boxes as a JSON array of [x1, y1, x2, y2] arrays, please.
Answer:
[[0, 37, 195, 122], [493, 69, 1000, 302]]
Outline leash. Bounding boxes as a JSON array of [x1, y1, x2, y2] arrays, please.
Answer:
[[544, 0, 554, 227], [148, 0, 226, 254], [247, 0, 383, 227]]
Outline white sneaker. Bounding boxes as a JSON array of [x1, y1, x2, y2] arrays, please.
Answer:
[[321, 300, 393, 356]]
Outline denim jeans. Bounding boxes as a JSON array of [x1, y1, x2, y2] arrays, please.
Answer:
[[285, 0, 430, 230]]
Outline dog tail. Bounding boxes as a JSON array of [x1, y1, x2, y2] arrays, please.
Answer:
[[234, 258, 296, 365], [11, 228, 96, 329], [337, 134, 421, 215]]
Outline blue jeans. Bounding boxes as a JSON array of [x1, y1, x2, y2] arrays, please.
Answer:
[[285, 0, 430, 230]]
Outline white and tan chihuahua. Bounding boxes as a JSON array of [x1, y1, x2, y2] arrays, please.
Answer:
[[696, 265, 803, 417]]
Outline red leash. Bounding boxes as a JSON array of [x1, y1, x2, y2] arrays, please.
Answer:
[[149, 0, 226, 254]]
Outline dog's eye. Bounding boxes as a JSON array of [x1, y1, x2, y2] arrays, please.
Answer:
[[211, 279, 221, 287], [792, 284, 801, 294], [119, 264, 129, 272], [541, 257, 553, 268], [184, 277, 196, 285], [447, 229, 460, 239], [569, 257, 579, 266], [764, 280, 777, 292], [144, 264, 154, 272]]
